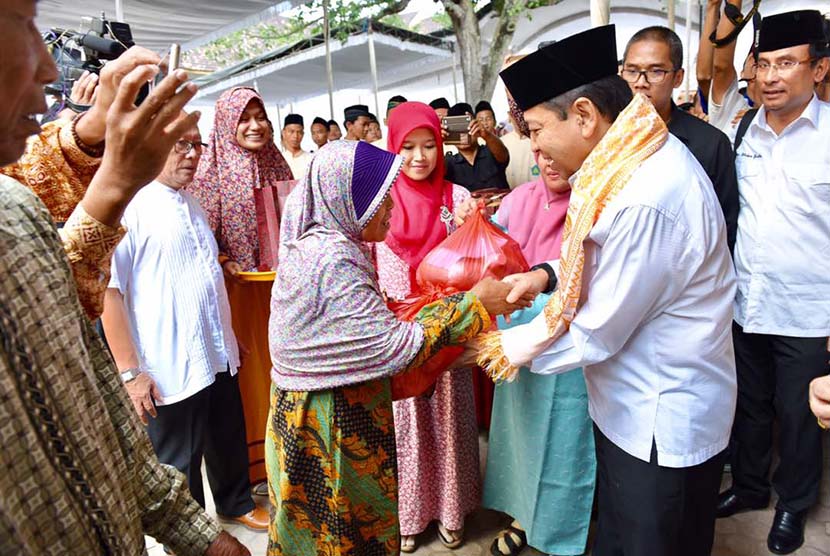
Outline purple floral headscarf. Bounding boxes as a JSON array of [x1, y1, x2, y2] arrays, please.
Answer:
[[269, 140, 427, 391]]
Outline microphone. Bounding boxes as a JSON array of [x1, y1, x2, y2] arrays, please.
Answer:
[[75, 32, 126, 57]]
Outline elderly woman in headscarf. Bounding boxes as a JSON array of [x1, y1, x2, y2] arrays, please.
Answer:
[[266, 140, 531, 556], [373, 101, 480, 552], [188, 87, 295, 491]]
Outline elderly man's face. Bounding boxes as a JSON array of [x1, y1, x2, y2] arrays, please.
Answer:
[[157, 126, 203, 190], [523, 102, 595, 177], [0, 0, 60, 166]]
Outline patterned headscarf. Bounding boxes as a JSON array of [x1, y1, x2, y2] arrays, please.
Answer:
[[189, 87, 294, 271], [270, 141, 426, 391]]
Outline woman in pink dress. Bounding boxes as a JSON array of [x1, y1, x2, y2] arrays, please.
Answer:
[[374, 102, 480, 553]]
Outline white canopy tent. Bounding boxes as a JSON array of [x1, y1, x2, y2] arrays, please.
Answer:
[[36, 0, 305, 52], [192, 21, 455, 112]]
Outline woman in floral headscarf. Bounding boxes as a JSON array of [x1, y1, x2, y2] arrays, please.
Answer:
[[266, 140, 528, 556], [188, 87, 294, 489], [189, 86, 294, 272]]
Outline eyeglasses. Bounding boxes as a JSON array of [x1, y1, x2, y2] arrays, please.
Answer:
[[621, 68, 677, 84], [174, 140, 207, 154], [755, 58, 815, 76]]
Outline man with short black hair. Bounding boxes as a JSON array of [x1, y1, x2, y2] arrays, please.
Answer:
[[475, 100, 497, 134], [429, 97, 451, 119], [384, 94, 407, 126], [716, 11, 830, 554], [443, 103, 510, 192], [280, 113, 312, 178], [623, 25, 738, 252], [327, 119, 342, 141], [343, 104, 370, 141], [479, 25, 736, 556], [365, 112, 382, 143], [310, 116, 329, 150]]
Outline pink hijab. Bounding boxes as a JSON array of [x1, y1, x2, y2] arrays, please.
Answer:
[[495, 153, 570, 266], [384, 102, 455, 286], [189, 87, 294, 271]]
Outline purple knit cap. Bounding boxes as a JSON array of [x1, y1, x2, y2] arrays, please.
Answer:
[[352, 141, 401, 228]]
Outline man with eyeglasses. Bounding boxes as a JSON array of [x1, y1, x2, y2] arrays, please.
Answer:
[[716, 10, 830, 555], [101, 116, 270, 535], [623, 26, 738, 252]]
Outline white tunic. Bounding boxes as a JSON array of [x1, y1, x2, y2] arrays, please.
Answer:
[[109, 181, 240, 405], [282, 148, 313, 180], [530, 135, 737, 468], [733, 95, 830, 337]]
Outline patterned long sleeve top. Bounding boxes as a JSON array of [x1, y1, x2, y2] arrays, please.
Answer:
[[0, 117, 101, 223], [0, 176, 221, 555]]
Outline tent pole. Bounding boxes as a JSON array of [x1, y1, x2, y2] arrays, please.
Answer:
[[684, 0, 694, 101], [324, 0, 335, 120], [667, 0, 676, 30], [451, 46, 459, 104], [590, 0, 610, 26], [114, 0, 124, 22], [367, 21, 380, 117]]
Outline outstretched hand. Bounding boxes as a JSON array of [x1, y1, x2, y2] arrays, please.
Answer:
[[81, 66, 200, 227], [471, 277, 535, 316], [502, 269, 550, 304]]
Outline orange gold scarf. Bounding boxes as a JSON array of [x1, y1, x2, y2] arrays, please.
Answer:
[[477, 94, 668, 381]]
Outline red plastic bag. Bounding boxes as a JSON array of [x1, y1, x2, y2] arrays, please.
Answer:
[[389, 208, 529, 400], [415, 207, 529, 291], [254, 180, 298, 270]]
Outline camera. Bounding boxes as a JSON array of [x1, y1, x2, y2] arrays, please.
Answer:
[[443, 115, 472, 146], [43, 14, 134, 100]]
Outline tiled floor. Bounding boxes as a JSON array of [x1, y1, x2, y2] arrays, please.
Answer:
[[147, 434, 830, 556]]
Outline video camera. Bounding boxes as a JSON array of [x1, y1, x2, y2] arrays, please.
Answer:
[[42, 14, 134, 104]]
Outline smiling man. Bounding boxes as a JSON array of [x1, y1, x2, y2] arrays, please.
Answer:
[[478, 25, 736, 556], [101, 119, 270, 535], [622, 26, 738, 252], [716, 10, 830, 555]]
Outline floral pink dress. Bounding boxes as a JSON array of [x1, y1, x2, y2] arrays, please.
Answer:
[[375, 184, 481, 536]]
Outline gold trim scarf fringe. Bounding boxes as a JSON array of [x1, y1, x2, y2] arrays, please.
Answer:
[[477, 94, 668, 381]]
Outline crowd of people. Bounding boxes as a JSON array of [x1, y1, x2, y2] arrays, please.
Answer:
[[1, 1, 829, 556]]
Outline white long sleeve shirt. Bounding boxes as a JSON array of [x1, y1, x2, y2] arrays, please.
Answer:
[[530, 135, 737, 468], [733, 95, 830, 337], [109, 181, 240, 405]]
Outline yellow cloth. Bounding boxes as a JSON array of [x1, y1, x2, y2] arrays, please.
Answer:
[[478, 94, 668, 381]]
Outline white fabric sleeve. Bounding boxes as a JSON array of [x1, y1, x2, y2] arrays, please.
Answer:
[[523, 206, 698, 375]]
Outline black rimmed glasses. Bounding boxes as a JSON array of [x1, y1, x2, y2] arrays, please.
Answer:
[[621, 68, 677, 84], [174, 140, 208, 154]]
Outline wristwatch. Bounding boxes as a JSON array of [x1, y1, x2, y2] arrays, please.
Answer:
[[120, 367, 142, 383], [530, 263, 558, 294]]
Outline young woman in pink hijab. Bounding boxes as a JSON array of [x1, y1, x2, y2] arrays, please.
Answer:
[[374, 101, 479, 552]]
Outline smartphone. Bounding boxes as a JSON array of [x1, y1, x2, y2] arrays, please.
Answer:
[[443, 115, 472, 146]]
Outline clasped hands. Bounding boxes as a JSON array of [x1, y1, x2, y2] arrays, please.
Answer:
[[469, 267, 550, 318]]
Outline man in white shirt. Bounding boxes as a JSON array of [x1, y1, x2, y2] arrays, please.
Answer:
[[101, 119, 269, 532], [492, 25, 736, 556], [280, 113, 312, 178], [715, 11, 830, 555]]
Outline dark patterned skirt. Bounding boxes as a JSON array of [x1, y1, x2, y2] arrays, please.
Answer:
[[265, 379, 400, 556]]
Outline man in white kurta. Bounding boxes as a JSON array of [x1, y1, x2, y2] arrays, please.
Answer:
[[101, 122, 270, 531], [494, 25, 736, 556]]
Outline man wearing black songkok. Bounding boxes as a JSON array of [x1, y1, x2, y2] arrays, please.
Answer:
[[281, 114, 312, 178], [310, 116, 329, 150], [474, 100, 497, 134], [716, 10, 830, 554], [429, 97, 451, 119], [479, 25, 736, 556], [343, 104, 370, 141]]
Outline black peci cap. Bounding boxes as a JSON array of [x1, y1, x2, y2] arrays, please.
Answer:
[[344, 104, 370, 122], [283, 113, 303, 127], [447, 103, 474, 117], [500, 25, 619, 111], [756, 10, 827, 53], [474, 100, 494, 115], [429, 97, 451, 110], [312, 116, 328, 127]]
